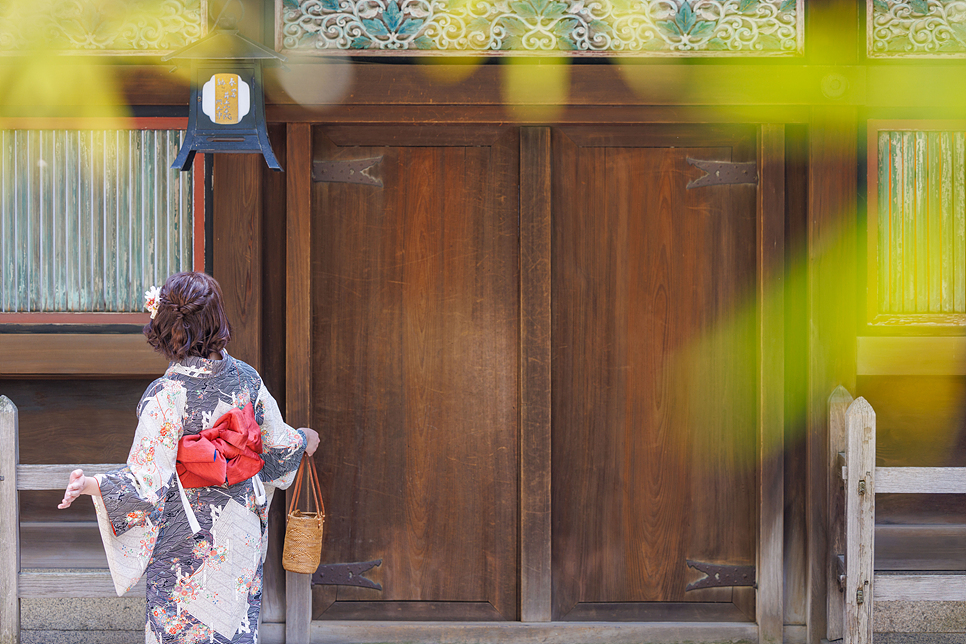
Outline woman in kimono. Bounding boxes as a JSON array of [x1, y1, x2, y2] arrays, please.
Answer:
[[59, 271, 320, 644]]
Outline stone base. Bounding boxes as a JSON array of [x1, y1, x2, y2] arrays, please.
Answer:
[[876, 601, 966, 634]]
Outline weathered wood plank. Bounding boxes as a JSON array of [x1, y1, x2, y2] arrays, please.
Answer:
[[519, 127, 552, 623], [0, 397, 19, 644], [873, 574, 966, 601], [844, 397, 876, 644], [857, 336, 966, 375], [0, 334, 168, 376], [757, 123, 784, 644], [826, 386, 853, 642], [18, 571, 145, 598], [285, 122, 313, 644], [876, 525, 966, 571], [307, 621, 760, 644], [875, 467, 966, 494], [17, 464, 125, 490]]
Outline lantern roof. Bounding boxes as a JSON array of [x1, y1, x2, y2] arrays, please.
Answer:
[[163, 24, 286, 63]]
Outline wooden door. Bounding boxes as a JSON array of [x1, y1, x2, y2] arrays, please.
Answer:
[[310, 126, 519, 621], [551, 126, 761, 621]]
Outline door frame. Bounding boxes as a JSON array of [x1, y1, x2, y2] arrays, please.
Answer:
[[281, 120, 787, 644]]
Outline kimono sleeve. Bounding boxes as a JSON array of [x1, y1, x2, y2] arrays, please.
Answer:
[[92, 378, 186, 596], [255, 382, 306, 490]]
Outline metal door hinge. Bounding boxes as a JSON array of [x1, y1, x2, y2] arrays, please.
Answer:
[[686, 158, 758, 189], [312, 559, 383, 590], [313, 158, 383, 187], [685, 560, 756, 591], [835, 554, 846, 591]]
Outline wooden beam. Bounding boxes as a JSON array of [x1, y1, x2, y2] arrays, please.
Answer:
[[857, 336, 966, 375], [0, 397, 19, 644], [266, 105, 813, 126], [873, 574, 966, 602], [875, 467, 966, 494], [21, 61, 966, 112], [0, 62, 857, 112], [17, 464, 125, 490], [18, 571, 144, 598], [757, 124, 785, 644], [519, 127, 552, 623], [264, 64, 862, 108], [306, 621, 760, 644], [0, 334, 168, 376], [285, 122, 313, 644], [806, 106, 857, 644]]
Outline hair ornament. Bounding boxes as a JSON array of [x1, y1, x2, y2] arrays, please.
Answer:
[[144, 286, 161, 319]]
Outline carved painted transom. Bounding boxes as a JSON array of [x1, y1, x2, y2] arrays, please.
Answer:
[[0, 0, 206, 53], [870, 0, 966, 56], [277, 0, 803, 55]]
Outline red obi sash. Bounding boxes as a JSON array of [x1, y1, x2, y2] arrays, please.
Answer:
[[176, 402, 264, 488]]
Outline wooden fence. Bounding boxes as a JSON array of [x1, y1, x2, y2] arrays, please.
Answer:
[[828, 387, 966, 644], [0, 395, 133, 644]]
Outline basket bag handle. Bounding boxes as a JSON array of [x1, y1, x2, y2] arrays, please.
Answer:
[[288, 454, 325, 518]]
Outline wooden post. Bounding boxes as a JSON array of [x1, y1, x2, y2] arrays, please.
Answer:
[[844, 397, 875, 644], [0, 396, 20, 644], [806, 106, 858, 644], [757, 123, 785, 644], [286, 122, 313, 644], [519, 127, 552, 622], [827, 386, 853, 642]]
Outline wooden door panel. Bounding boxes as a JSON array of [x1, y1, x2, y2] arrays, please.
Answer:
[[551, 126, 758, 619], [311, 127, 519, 621]]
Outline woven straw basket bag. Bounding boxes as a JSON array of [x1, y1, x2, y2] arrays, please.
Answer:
[[282, 455, 326, 574]]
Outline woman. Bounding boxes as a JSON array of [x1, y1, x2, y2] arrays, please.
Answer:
[[59, 271, 320, 644]]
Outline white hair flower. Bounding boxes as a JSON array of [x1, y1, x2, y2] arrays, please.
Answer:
[[144, 286, 161, 319]]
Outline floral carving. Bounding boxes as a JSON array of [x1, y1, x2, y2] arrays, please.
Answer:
[[278, 0, 802, 55], [869, 0, 966, 56], [0, 0, 206, 53]]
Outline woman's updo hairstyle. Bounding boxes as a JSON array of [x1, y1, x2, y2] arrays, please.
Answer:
[[144, 271, 232, 362]]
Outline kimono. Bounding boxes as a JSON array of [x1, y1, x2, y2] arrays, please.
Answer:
[[92, 351, 307, 644]]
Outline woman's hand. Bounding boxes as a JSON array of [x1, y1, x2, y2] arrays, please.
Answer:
[[300, 427, 320, 457], [58, 469, 99, 509]]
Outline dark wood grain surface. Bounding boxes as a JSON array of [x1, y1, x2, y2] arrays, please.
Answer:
[[857, 375, 966, 468], [213, 153, 263, 370], [550, 126, 758, 618], [310, 126, 520, 621], [1, 378, 150, 525]]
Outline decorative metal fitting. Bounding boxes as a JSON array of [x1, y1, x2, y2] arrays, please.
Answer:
[[312, 559, 383, 591], [835, 554, 846, 592], [686, 158, 758, 189], [313, 158, 384, 187], [858, 479, 867, 495], [685, 560, 756, 591]]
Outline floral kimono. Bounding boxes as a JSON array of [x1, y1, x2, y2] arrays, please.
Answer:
[[93, 352, 306, 644]]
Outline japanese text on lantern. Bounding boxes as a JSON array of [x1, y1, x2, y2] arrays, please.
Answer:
[[213, 73, 240, 125]]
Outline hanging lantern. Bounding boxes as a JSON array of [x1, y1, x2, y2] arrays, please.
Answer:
[[164, 19, 285, 171]]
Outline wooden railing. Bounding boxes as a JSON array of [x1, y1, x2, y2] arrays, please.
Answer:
[[829, 387, 966, 644], [0, 395, 132, 644]]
